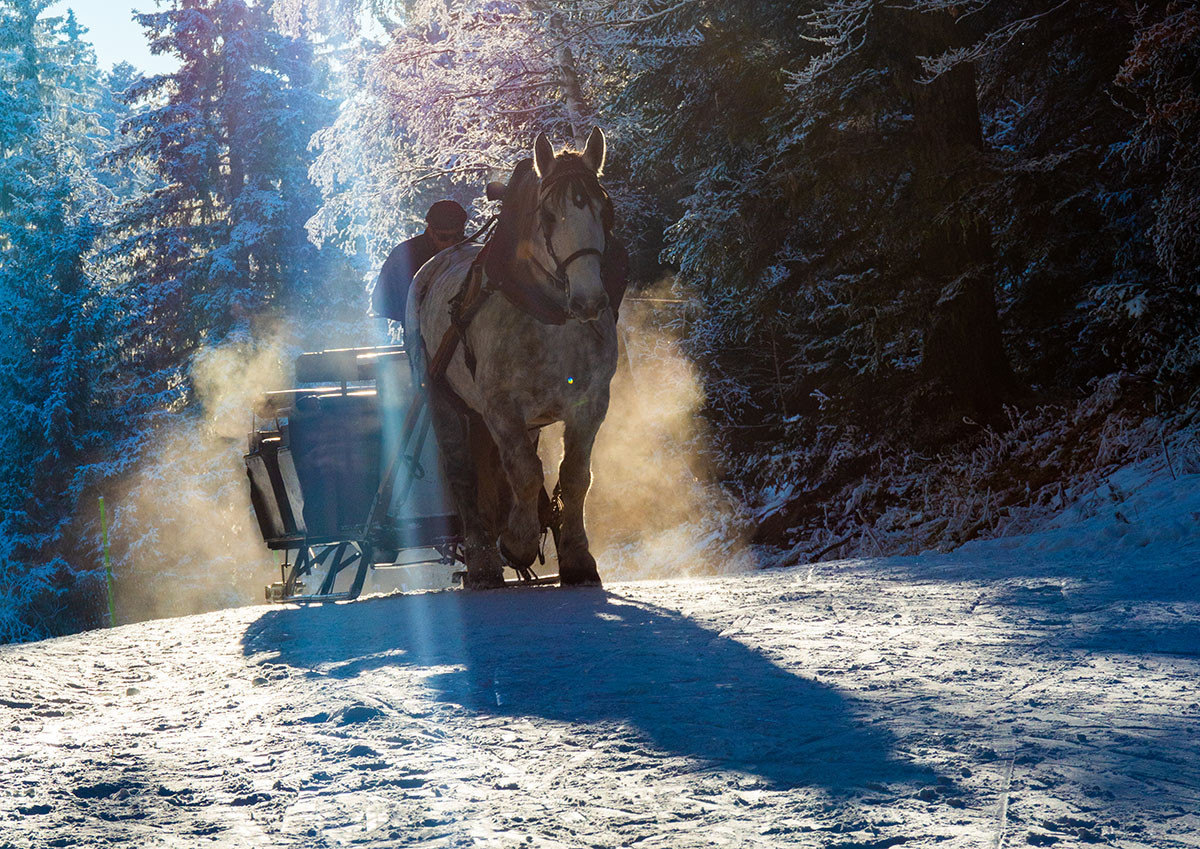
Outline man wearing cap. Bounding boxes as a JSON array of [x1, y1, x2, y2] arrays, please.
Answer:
[[371, 200, 468, 335]]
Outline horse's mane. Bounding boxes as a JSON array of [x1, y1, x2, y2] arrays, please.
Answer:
[[484, 153, 613, 285]]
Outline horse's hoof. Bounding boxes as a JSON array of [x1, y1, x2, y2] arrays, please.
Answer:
[[561, 573, 602, 588], [559, 551, 602, 587], [464, 570, 506, 590], [464, 544, 506, 590], [497, 535, 537, 571]]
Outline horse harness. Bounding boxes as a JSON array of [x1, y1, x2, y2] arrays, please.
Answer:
[[420, 186, 612, 399], [415, 216, 581, 578]]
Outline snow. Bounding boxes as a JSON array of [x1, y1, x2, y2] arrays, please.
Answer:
[[1, 459, 1198, 847]]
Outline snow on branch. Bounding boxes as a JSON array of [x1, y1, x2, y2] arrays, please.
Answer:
[[915, 0, 1072, 84], [787, 0, 873, 90], [530, 0, 702, 60]]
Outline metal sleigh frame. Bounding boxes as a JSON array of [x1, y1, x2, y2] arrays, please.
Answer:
[[276, 395, 443, 603], [246, 346, 460, 604]]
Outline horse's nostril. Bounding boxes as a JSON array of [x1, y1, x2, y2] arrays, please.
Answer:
[[570, 294, 608, 321]]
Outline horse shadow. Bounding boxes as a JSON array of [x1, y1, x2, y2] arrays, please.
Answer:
[[242, 588, 929, 792]]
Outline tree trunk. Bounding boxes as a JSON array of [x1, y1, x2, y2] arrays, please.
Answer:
[[537, 5, 592, 148], [556, 43, 591, 149], [884, 7, 1018, 417]]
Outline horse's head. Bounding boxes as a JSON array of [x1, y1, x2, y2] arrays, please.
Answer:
[[531, 128, 612, 323]]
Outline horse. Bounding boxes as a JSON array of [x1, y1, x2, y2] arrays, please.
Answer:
[[408, 128, 620, 589]]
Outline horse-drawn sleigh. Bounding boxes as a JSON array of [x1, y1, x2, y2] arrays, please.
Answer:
[[246, 129, 622, 602]]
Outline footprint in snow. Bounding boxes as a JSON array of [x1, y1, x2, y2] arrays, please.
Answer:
[[230, 792, 271, 807], [301, 771, 333, 789], [73, 780, 138, 800], [339, 705, 385, 724], [351, 760, 390, 771]]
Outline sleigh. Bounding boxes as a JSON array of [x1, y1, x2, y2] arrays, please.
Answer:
[[244, 346, 455, 602], [245, 345, 563, 603]]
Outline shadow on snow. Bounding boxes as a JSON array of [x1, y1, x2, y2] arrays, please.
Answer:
[[242, 587, 930, 792], [869, 546, 1200, 659]]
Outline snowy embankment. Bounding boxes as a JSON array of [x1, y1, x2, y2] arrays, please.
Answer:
[[2, 458, 1198, 848]]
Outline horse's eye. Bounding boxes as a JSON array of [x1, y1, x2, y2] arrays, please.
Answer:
[[540, 209, 556, 227]]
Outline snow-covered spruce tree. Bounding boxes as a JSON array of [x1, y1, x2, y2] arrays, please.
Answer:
[[666, 1, 1200, 548], [99, 0, 362, 621], [906, 1, 1199, 402], [589, 2, 1030, 543], [590, 0, 822, 391], [303, 0, 668, 266], [92, 62, 151, 199], [108, 0, 356, 358], [0, 1, 121, 641], [1112, 4, 1200, 390]]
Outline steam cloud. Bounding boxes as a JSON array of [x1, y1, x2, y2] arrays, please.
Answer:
[[108, 333, 289, 624], [542, 281, 756, 580]]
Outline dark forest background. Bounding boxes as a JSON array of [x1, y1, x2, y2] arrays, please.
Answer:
[[1, 0, 1197, 642]]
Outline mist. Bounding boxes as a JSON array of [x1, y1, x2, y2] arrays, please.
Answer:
[[542, 283, 756, 580], [107, 333, 291, 624]]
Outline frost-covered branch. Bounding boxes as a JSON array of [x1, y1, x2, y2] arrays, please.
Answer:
[[915, 0, 1072, 84], [787, 0, 874, 89]]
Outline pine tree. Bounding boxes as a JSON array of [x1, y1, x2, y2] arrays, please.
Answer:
[[0, 0, 48, 217], [99, 0, 362, 618], [111, 0, 361, 347], [1112, 3, 1200, 387], [0, 0, 119, 640]]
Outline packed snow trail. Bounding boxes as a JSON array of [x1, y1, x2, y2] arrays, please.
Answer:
[[2, 530, 1199, 847]]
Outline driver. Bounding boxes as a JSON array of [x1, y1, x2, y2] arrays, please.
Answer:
[[370, 200, 468, 334]]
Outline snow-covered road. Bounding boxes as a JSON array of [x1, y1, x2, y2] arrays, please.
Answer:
[[3, 516, 1199, 849]]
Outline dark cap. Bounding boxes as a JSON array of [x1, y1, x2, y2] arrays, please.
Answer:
[[426, 200, 468, 229]]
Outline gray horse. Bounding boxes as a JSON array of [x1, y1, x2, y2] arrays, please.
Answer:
[[408, 129, 619, 589]]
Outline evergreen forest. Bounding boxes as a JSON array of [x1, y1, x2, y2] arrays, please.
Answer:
[[1, 0, 1197, 642]]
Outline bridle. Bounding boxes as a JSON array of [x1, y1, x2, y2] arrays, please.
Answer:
[[529, 173, 608, 302]]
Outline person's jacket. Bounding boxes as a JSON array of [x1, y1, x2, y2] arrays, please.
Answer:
[[371, 232, 436, 326]]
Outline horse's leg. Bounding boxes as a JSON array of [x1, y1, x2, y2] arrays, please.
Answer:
[[468, 411, 509, 539], [557, 400, 607, 586], [428, 390, 505, 589], [484, 403, 544, 570]]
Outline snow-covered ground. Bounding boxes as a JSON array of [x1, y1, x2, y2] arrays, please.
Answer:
[[2, 459, 1198, 848]]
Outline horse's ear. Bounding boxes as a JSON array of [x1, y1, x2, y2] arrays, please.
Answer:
[[582, 127, 606, 176], [533, 133, 555, 178]]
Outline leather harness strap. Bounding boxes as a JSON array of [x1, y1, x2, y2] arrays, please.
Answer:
[[424, 238, 600, 388], [424, 243, 493, 406]]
